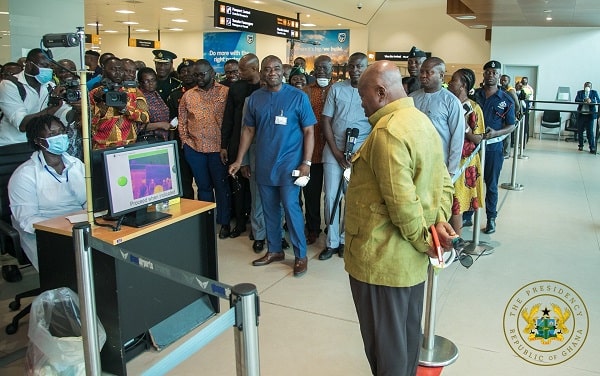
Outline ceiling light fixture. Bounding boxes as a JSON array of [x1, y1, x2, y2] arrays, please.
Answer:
[[301, 23, 316, 27], [104, 30, 118, 33], [456, 15, 476, 20], [469, 24, 487, 29], [122, 21, 139, 25], [87, 23, 103, 26], [546, 16, 553, 21], [116, 10, 135, 14], [0, 11, 9, 15], [167, 28, 184, 31], [162, 7, 182, 11], [172, 19, 188, 23], [135, 29, 149, 32]]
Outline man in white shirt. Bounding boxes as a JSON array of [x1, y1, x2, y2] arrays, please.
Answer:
[[0, 48, 71, 146]]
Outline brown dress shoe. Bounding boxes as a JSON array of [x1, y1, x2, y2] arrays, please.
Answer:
[[293, 257, 308, 277], [306, 231, 318, 245], [252, 252, 284, 266]]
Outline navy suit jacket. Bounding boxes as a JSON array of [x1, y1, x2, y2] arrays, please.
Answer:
[[575, 89, 600, 119]]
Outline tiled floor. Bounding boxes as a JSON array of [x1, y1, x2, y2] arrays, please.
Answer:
[[1, 137, 600, 375]]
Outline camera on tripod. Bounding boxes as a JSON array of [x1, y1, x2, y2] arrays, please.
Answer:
[[101, 79, 137, 107]]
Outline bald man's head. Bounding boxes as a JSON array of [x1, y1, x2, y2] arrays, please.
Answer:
[[357, 60, 406, 118], [239, 53, 260, 82]]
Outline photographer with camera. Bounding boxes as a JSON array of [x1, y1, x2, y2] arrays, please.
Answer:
[[0, 48, 72, 146], [53, 58, 83, 159], [89, 57, 149, 149]]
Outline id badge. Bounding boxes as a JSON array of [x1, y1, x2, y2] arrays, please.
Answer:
[[275, 115, 288, 125]]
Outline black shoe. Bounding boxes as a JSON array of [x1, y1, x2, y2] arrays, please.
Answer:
[[591, 149, 597, 155], [282, 238, 290, 250], [483, 218, 496, 234], [219, 225, 231, 239], [462, 219, 473, 227], [578, 146, 583, 151], [318, 247, 338, 260], [252, 240, 265, 253], [229, 226, 246, 238], [338, 244, 344, 258]]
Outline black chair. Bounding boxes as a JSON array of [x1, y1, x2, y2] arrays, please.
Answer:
[[539, 110, 562, 140], [564, 112, 579, 142], [0, 142, 41, 335]]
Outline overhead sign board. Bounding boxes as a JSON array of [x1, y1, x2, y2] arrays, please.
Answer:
[[374, 51, 432, 62], [214, 1, 300, 39], [128, 39, 160, 48]]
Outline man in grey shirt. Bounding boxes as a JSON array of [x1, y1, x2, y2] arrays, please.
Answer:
[[319, 52, 372, 260], [410, 57, 465, 177]]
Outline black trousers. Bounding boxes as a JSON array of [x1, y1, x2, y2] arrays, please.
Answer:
[[350, 276, 424, 376], [302, 163, 324, 233]]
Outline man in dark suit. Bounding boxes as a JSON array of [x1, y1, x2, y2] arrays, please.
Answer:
[[575, 82, 600, 154]]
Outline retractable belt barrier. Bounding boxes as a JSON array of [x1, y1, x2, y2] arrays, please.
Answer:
[[72, 223, 261, 376], [501, 118, 525, 191]]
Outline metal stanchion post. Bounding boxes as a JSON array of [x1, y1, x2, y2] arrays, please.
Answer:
[[72, 223, 102, 376], [501, 122, 524, 191], [231, 283, 260, 376], [518, 117, 529, 159], [419, 264, 458, 367], [462, 140, 494, 256]]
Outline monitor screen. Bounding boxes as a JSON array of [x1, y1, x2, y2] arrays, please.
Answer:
[[103, 141, 182, 227]]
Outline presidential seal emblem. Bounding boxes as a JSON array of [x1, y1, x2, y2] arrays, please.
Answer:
[[503, 280, 589, 366]]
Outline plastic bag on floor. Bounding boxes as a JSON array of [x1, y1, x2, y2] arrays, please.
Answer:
[[25, 287, 106, 376]]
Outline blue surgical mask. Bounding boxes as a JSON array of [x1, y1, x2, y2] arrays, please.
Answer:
[[32, 62, 54, 84], [42, 134, 69, 155]]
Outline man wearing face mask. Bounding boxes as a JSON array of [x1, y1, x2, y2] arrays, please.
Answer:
[[302, 55, 333, 245], [575, 82, 600, 154], [8, 114, 86, 270], [0, 48, 72, 146]]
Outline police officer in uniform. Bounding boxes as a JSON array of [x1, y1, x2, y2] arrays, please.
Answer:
[[152, 49, 182, 102]]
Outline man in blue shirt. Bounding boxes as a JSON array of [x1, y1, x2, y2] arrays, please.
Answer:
[[574, 82, 600, 153], [229, 55, 316, 277], [473, 60, 516, 234]]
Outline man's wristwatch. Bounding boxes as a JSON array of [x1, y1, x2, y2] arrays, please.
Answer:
[[302, 160, 312, 166]]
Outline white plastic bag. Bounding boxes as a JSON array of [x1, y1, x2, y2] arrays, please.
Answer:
[[25, 287, 106, 376]]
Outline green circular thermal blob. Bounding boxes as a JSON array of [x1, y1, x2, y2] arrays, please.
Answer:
[[117, 176, 128, 186]]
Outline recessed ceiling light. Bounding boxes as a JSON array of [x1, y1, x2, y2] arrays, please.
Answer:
[[469, 24, 487, 29], [546, 16, 553, 21], [0, 11, 9, 15], [456, 15, 476, 20], [306, 14, 311, 18], [104, 30, 118, 33], [251, 1, 264, 4], [172, 19, 188, 23], [87, 23, 103, 26], [162, 7, 182, 11], [544, 9, 552, 13], [135, 29, 149, 32], [301, 23, 316, 27], [337, 23, 342, 26], [122, 21, 139, 25], [116, 10, 135, 14], [167, 28, 183, 31]]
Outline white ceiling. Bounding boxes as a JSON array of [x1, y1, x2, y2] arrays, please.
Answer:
[[83, 0, 382, 36]]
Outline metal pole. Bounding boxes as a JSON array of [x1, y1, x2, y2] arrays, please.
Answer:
[[231, 283, 260, 376], [419, 264, 458, 366], [518, 117, 529, 159], [72, 223, 102, 376], [501, 122, 524, 191]]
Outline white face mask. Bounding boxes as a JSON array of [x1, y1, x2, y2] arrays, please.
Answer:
[[316, 78, 329, 87], [584, 86, 591, 94]]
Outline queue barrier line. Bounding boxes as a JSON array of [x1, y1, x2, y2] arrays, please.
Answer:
[[73, 224, 261, 376]]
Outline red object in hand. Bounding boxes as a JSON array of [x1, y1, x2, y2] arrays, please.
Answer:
[[430, 225, 444, 267]]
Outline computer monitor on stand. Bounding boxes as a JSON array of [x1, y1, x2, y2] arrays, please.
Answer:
[[102, 141, 182, 228]]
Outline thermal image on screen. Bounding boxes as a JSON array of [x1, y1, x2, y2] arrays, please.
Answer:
[[129, 151, 172, 199]]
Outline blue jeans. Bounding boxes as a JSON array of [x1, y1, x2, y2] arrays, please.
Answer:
[[577, 114, 596, 150], [183, 145, 231, 225]]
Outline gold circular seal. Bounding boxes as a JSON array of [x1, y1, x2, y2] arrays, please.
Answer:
[[503, 280, 589, 366]]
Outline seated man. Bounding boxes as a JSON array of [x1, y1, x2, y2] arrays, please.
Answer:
[[8, 114, 86, 270]]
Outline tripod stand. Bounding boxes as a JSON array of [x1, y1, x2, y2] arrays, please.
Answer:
[[329, 128, 358, 225]]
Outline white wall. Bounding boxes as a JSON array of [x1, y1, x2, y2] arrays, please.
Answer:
[[491, 27, 600, 102], [367, 0, 490, 65]]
